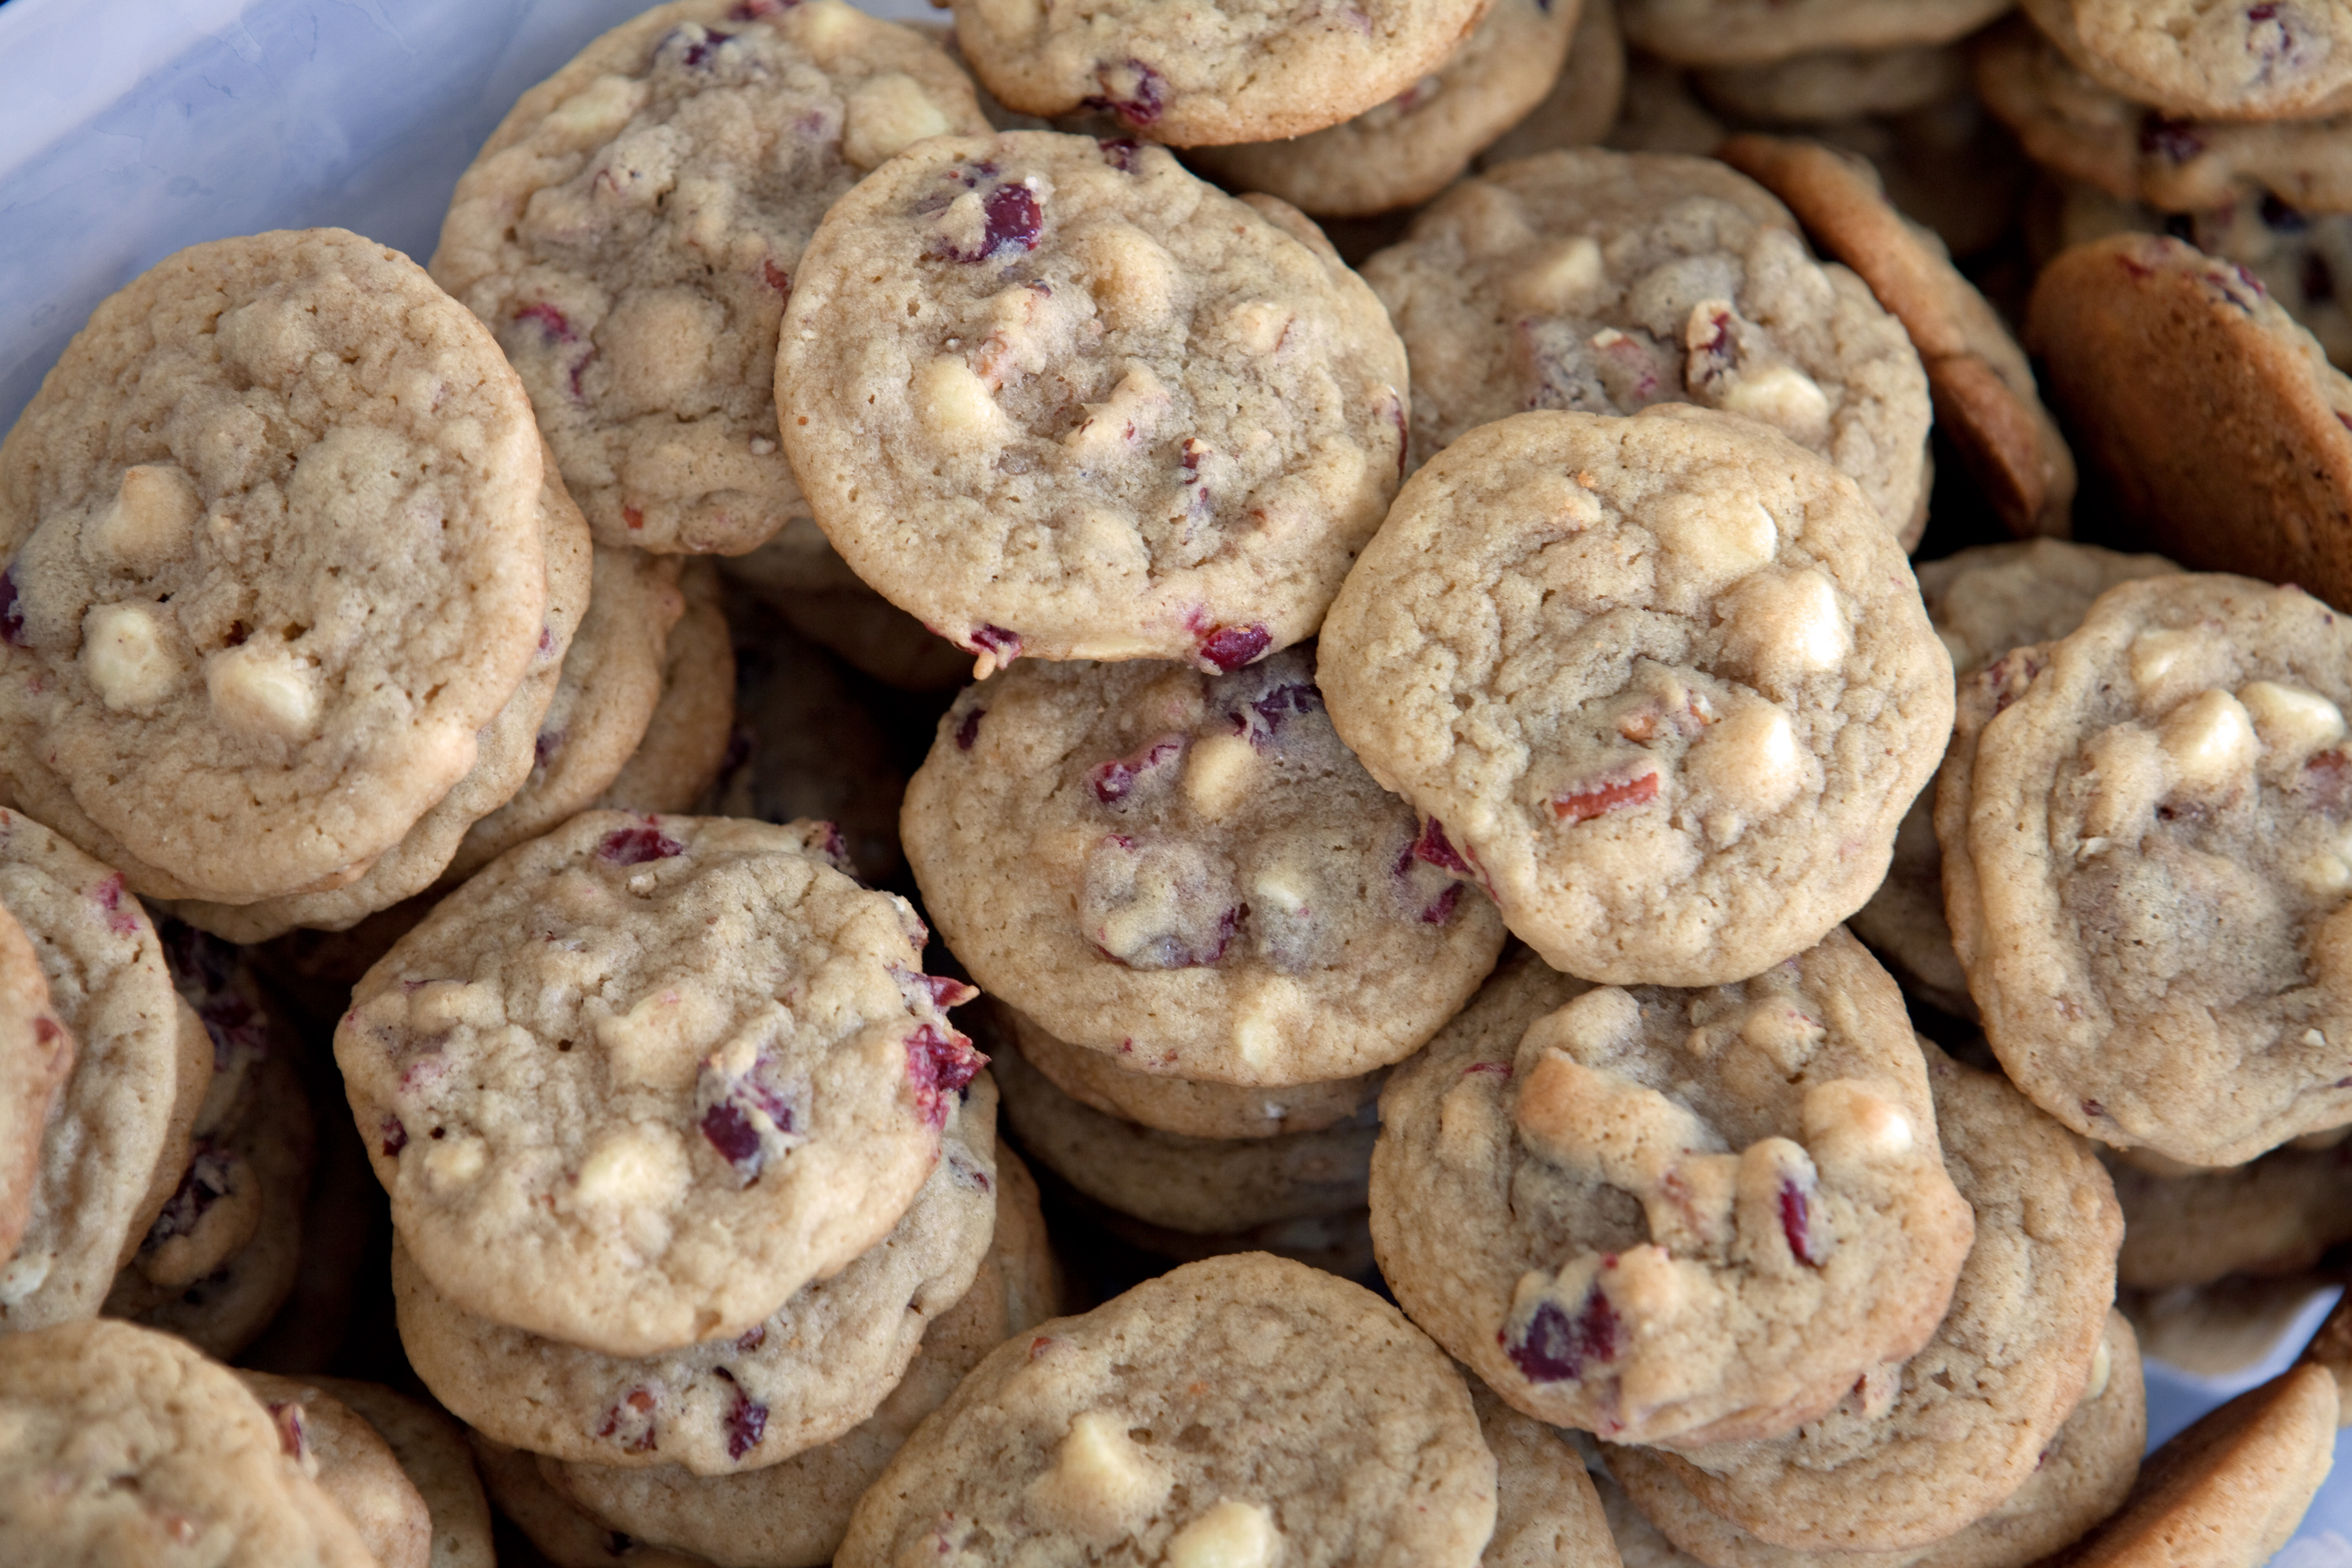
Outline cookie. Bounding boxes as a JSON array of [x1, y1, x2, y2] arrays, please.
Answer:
[[1359, 149, 1933, 543], [946, 0, 1493, 146], [0, 900, 72, 1266], [310, 1379, 498, 1568], [1936, 574, 2352, 1166], [2111, 1138, 2352, 1287], [0, 1317, 377, 1566], [1978, 21, 2352, 216], [472, 1435, 713, 1568], [2018, 0, 2352, 121], [239, 1371, 435, 1568], [336, 811, 981, 1357], [1609, 1042, 2122, 1553], [1608, 1309, 2148, 1568], [1694, 42, 1971, 124], [165, 453, 594, 941], [1319, 407, 1952, 987], [590, 560, 736, 816], [833, 1251, 1500, 1567], [993, 1017, 1377, 1235], [1009, 1006, 1384, 1139], [1617, 0, 2011, 68], [430, 0, 990, 557], [717, 524, 972, 690], [0, 810, 210, 1333], [0, 228, 547, 905], [1369, 939, 1974, 1448], [1716, 134, 2076, 538], [2124, 1274, 2342, 1378], [1475, 1384, 1621, 1567], [2027, 233, 2352, 611], [905, 646, 1508, 1085], [540, 1146, 1066, 1568], [1186, 0, 1584, 219], [1482, 0, 1630, 166], [395, 1075, 997, 1473], [777, 131, 1409, 675]]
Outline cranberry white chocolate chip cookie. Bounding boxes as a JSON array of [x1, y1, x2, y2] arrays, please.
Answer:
[[777, 131, 1408, 676], [1617, 0, 2012, 67], [0, 901, 72, 1267], [2019, 0, 2352, 121], [395, 1076, 998, 1475], [833, 1252, 1500, 1568], [1609, 1042, 2123, 1553], [1370, 939, 1973, 1449], [1360, 149, 1932, 545], [904, 647, 1506, 1084], [236, 1372, 435, 1568], [431, 0, 989, 557], [1938, 574, 2352, 1166], [335, 811, 983, 1357], [0, 228, 547, 906], [1320, 407, 1952, 987], [1186, 0, 1585, 219], [946, 0, 1492, 146]]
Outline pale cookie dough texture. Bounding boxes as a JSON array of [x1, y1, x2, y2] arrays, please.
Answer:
[[0, 1318, 379, 1568], [1186, 0, 1584, 219], [310, 1377, 498, 1568], [904, 647, 1507, 1085], [431, 0, 990, 556], [947, 0, 1493, 145], [0, 228, 546, 905], [237, 1371, 435, 1568], [1609, 1043, 2123, 1554], [1361, 148, 1933, 545], [1940, 575, 2352, 1166], [335, 811, 983, 1357], [1319, 407, 1952, 987], [833, 1252, 1500, 1568], [2111, 1137, 2352, 1288], [2020, 0, 2352, 121], [1009, 1005, 1383, 1138], [777, 131, 1408, 675], [0, 901, 72, 1267], [1370, 940, 1973, 1449], [1617, 0, 2012, 69]]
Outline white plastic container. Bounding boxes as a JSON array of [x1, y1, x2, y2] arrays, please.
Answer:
[[0, 2, 2346, 1558]]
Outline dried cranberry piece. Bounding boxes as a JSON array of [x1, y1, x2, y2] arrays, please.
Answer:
[[735, 1324, 768, 1353], [1462, 1060, 1512, 1078], [1420, 882, 1464, 926], [762, 259, 791, 296], [514, 302, 575, 341], [599, 824, 685, 864], [728, 0, 790, 16], [2138, 114, 2205, 163], [968, 624, 1023, 662], [942, 187, 1043, 264], [1412, 818, 1473, 877], [714, 1369, 768, 1460], [700, 1102, 764, 1168], [2304, 749, 2352, 816], [267, 1400, 309, 1460], [905, 1024, 987, 1128], [146, 1146, 235, 1244], [1247, 681, 1322, 735], [891, 967, 980, 1011], [1195, 623, 1271, 673], [1506, 1287, 1622, 1383], [674, 27, 734, 68], [1098, 137, 1143, 172], [91, 873, 139, 936], [1553, 771, 1661, 824], [597, 1389, 659, 1453], [1779, 1177, 1826, 1266], [380, 1117, 408, 1157], [954, 706, 985, 750], [1090, 737, 1185, 804], [1083, 58, 1167, 128]]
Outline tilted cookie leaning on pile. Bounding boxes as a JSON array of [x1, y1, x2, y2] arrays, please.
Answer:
[[5, 0, 2352, 1562]]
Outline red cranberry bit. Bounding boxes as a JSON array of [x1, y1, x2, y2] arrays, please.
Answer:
[[1090, 736, 1186, 804], [941, 186, 1044, 264], [1505, 1286, 1622, 1383], [892, 967, 979, 1011], [1779, 1176, 1826, 1266], [1462, 1060, 1512, 1078], [1195, 623, 1271, 673], [268, 1401, 309, 1461], [1412, 818, 1473, 877], [762, 259, 791, 296], [0, 564, 25, 649], [514, 302, 575, 341], [728, 0, 791, 16], [622, 505, 646, 531], [735, 1324, 768, 1353], [905, 1025, 988, 1128], [91, 872, 140, 936], [1098, 138, 1143, 172], [146, 1147, 235, 1244], [700, 1102, 765, 1170], [2138, 114, 2205, 163], [1083, 58, 1167, 128], [1420, 882, 1464, 926], [2081, 1099, 2106, 1120], [954, 706, 985, 750], [672, 26, 734, 68], [812, 820, 851, 871], [2303, 750, 2352, 816], [1243, 681, 1323, 741], [712, 1369, 769, 1461], [967, 624, 1023, 662], [380, 1117, 408, 1157], [598, 823, 685, 864], [597, 1389, 660, 1452], [1553, 771, 1661, 824], [534, 728, 567, 771]]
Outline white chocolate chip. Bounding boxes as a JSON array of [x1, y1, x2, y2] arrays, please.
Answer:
[[1718, 363, 1831, 444], [2079, 725, 2166, 843], [1184, 732, 1257, 818], [596, 989, 737, 1093], [1506, 235, 1604, 314], [914, 356, 1011, 444], [1650, 491, 1777, 589], [205, 644, 319, 741], [1232, 975, 1305, 1070], [2128, 628, 2231, 712], [1224, 301, 1292, 356], [87, 464, 200, 573], [1519, 986, 1643, 1070], [1686, 703, 1803, 820], [1801, 1080, 1914, 1164], [1078, 224, 1179, 333], [1025, 1410, 1170, 1539], [572, 1127, 688, 1215], [0, 1251, 50, 1304], [1251, 865, 1310, 918], [2238, 680, 2346, 768], [421, 1135, 488, 1192], [1165, 1501, 1281, 1568], [2306, 1028, 2329, 1048], [1716, 568, 1849, 694], [2084, 1338, 2112, 1401], [793, 0, 861, 51], [2299, 851, 2352, 896], [80, 603, 180, 711], [545, 73, 647, 143], [2158, 689, 2257, 795], [841, 73, 951, 169]]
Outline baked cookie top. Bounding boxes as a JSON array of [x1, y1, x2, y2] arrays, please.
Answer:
[[1361, 148, 1931, 544], [0, 898, 72, 1269], [833, 1252, 1499, 1568], [335, 811, 982, 1357], [1617, 0, 2013, 66], [1369, 937, 1973, 1449], [905, 647, 1507, 1085], [1319, 407, 1952, 987], [0, 228, 546, 905], [946, 0, 1491, 146], [777, 131, 1408, 676], [2020, 0, 2352, 121], [431, 0, 990, 557]]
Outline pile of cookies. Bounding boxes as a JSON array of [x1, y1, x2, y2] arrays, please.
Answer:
[[5, 0, 2352, 1564]]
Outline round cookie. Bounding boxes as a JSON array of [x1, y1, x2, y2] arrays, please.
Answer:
[[1715, 134, 2076, 539], [1617, 0, 2011, 68], [1475, 1384, 1621, 1567], [0, 228, 546, 905], [1482, 0, 1630, 166], [1608, 1309, 2148, 1568], [1936, 574, 2352, 1166], [1369, 939, 1973, 1449], [1694, 42, 1971, 124], [904, 646, 1508, 1085], [0, 1317, 378, 1567], [0, 810, 210, 1333], [541, 1146, 1066, 1568], [472, 1435, 713, 1568], [993, 1019, 1376, 1235], [2019, 0, 2352, 121], [590, 561, 736, 815], [1318, 407, 1953, 987], [430, 0, 990, 557], [1186, 0, 1584, 219], [335, 811, 982, 1357], [1608, 1042, 2123, 1553], [309, 1380, 497, 1568], [2111, 1138, 2352, 1287], [833, 1252, 1500, 1568], [395, 1075, 997, 1474], [1010, 1007, 1383, 1139], [238, 1371, 434, 1568], [777, 130, 1408, 675], [0, 901, 73, 1266], [946, 0, 1493, 146], [1359, 148, 1932, 543]]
